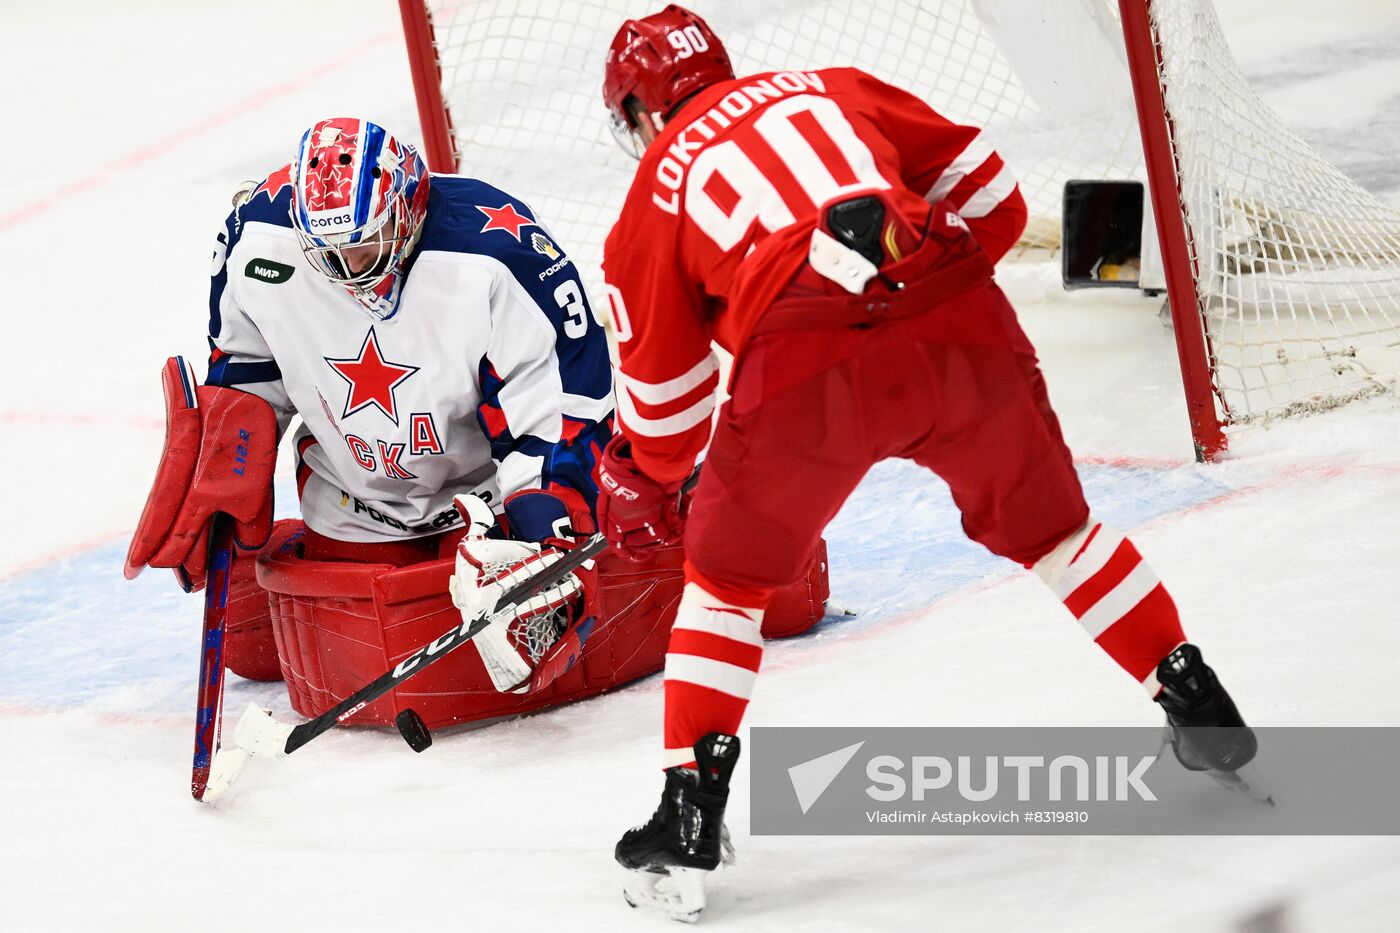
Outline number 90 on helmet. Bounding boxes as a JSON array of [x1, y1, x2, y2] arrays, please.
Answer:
[[602, 4, 734, 159], [290, 118, 430, 295]]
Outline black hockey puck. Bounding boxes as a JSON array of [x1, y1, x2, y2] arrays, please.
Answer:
[[395, 708, 433, 753]]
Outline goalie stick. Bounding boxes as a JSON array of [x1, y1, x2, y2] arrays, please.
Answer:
[[190, 514, 236, 802]]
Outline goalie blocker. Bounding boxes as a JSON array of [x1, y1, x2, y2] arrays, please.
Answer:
[[124, 356, 283, 680]]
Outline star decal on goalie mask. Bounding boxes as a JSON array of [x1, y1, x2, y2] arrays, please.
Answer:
[[324, 327, 420, 426], [477, 202, 535, 240]]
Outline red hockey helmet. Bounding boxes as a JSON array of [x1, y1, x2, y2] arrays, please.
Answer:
[[603, 4, 734, 157]]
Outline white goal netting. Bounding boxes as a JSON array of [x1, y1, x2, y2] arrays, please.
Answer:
[[1150, 2, 1400, 424], [414, 0, 1400, 429]]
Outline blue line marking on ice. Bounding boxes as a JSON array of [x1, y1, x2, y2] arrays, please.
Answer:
[[0, 464, 1231, 714]]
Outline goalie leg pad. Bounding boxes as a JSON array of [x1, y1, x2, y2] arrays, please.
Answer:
[[222, 542, 282, 682], [252, 524, 824, 728]]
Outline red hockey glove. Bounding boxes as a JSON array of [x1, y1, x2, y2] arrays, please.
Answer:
[[597, 436, 686, 561]]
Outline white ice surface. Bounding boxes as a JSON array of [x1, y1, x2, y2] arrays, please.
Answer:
[[2, 2, 1399, 931]]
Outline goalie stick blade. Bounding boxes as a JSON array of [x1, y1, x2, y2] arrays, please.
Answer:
[[191, 766, 210, 802], [201, 744, 251, 804], [395, 708, 433, 753], [622, 867, 709, 924], [231, 702, 296, 757]]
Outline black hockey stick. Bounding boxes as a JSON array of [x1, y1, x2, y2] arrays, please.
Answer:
[[392, 466, 705, 752]]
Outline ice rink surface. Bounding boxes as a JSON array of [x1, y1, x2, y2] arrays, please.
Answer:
[[2, 2, 1398, 930]]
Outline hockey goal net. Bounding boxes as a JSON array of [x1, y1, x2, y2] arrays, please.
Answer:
[[399, 0, 1400, 459]]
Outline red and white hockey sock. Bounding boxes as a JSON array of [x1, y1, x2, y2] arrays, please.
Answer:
[[1034, 520, 1186, 694], [661, 567, 772, 769]]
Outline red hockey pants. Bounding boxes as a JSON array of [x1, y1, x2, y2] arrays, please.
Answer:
[[685, 271, 1091, 594]]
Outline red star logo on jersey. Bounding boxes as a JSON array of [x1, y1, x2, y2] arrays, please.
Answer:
[[477, 202, 535, 240], [324, 328, 420, 425]]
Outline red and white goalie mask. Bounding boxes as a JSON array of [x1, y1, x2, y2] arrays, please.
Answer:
[[290, 117, 430, 319], [602, 4, 734, 158]]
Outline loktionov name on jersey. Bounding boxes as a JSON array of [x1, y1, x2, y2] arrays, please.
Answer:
[[650, 70, 828, 213]]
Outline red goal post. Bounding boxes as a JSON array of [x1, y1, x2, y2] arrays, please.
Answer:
[[398, 0, 458, 173], [1118, 0, 1225, 459], [398, 0, 1400, 462]]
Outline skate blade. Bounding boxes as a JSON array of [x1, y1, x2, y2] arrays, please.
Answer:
[[1209, 762, 1275, 807], [622, 867, 708, 923]]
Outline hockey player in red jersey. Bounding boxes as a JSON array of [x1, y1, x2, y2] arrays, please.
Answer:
[[596, 6, 1262, 920]]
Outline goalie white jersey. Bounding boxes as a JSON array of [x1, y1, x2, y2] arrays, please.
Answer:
[[207, 170, 615, 541]]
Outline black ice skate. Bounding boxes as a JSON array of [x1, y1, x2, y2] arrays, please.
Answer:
[[1154, 643, 1273, 805], [617, 733, 739, 923]]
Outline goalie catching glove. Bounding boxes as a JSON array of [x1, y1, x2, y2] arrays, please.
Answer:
[[448, 491, 599, 694]]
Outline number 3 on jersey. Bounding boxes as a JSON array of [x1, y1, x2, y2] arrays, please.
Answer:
[[685, 94, 891, 251], [554, 279, 589, 338]]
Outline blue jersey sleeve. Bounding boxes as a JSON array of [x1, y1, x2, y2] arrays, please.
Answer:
[[205, 170, 296, 431], [422, 177, 616, 518]]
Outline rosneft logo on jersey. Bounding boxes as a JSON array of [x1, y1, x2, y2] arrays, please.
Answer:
[[244, 259, 295, 283], [530, 232, 561, 260]]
